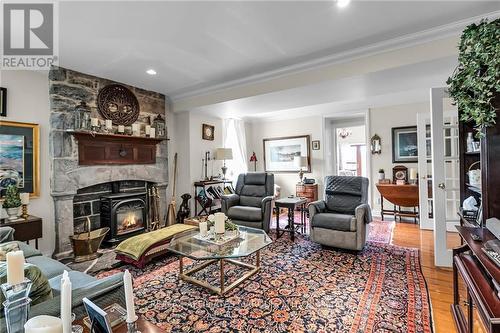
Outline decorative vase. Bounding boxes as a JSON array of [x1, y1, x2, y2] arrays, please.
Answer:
[[6, 207, 20, 220]]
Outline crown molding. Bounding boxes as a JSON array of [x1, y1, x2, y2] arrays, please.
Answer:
[[171, 10, 500, 102]]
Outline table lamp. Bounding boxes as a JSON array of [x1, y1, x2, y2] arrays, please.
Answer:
[[294, 156, 308, 183], [215, 148, 233, 179]]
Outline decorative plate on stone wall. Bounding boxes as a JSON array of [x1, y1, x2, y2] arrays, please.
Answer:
[[97, 84, 140, 125]]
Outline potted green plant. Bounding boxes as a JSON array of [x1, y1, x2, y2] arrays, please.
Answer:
[[378, 169, 385, 180], [3, 185, 21, 220], [447, 18, 500, 137]]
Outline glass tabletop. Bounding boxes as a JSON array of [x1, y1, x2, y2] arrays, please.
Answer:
[[167, 226, 272, 260]]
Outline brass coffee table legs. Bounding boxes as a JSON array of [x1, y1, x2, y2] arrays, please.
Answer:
[[178, 251, 261, 295]]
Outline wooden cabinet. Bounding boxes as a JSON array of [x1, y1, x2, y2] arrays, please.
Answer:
[[296, 184, 318, 206], [0, 215, 43, 249], [69, 131, 164, 165]]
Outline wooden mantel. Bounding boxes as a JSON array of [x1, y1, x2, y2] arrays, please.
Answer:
[[68, 130, 165, 165]]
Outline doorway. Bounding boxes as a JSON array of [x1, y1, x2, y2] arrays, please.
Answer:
[[335, 125, 367, 177]]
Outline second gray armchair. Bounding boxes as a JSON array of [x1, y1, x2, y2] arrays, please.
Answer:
[[309, 176, 372, 251], [221, 172, 274, 232]]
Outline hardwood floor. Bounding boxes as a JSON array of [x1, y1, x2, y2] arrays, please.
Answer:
[[391, 222, 485, 333]]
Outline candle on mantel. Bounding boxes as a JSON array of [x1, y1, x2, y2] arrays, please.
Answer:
[[6, 250, 25, 285], [60, 271, 72, 333], [145, 125, 151, 136], [149, 128, 156, 138], [20, 192, 30, 205], [25, 316, 63, 333], [214, 212, 225, 234], [118, 125, 125, 133], [123, 270, 137, 323], [132, 124, 140, 136], [90, 118, 99, 127], [105, 119, 113, 130]]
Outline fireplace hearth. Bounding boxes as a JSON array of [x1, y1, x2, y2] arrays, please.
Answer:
[[100, 191, 148, 244]]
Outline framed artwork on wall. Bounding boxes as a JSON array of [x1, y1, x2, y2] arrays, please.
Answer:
[[202, 124, 214, 141], [312, 140, 320, 150], [0, 88, 6, 117], [0, 121, 40, 197], [392, 126, 418, 163], [263, 135, 311, 173]]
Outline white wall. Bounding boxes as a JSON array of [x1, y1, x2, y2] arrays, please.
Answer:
[[1, 70, 54, 255], [369, 102, 428, 214], [246, 115, 324, 198]]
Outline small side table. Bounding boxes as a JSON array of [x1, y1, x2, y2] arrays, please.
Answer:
[[76, 317, 166, 333], [275, 197, 307, 241], [0, 215, 43, 249]]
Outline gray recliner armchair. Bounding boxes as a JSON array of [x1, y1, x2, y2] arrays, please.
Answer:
[[221, 172, 274, 232], [309, 176, 372, 251]]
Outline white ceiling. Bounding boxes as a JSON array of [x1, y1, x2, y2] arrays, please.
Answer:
[[59, 1, 500, 99]]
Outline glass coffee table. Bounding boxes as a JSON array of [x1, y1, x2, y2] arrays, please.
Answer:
[[167, 226, 272, 295]]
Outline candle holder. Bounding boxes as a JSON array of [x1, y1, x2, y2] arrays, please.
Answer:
[[21, 204, 29, 219], [1, 279, 32, 333], [126, 316, 141, 333]]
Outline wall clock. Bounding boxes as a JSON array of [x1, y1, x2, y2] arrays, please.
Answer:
[[202, 124, 214, 141]]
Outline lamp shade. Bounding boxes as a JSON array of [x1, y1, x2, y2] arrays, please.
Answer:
[[215, 148, 233, 160], [293, 156, 307, 169]]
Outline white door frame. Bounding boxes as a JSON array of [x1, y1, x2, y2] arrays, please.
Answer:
[[430, 87, 454, 267], [417, 112, 433, 230]]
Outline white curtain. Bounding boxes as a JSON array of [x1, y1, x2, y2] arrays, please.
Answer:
[[223, 118, 248, 182]]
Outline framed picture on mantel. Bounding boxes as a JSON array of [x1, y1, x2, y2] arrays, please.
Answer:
[[263, 135, 311, 173]]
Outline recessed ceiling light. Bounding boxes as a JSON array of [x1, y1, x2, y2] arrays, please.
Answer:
[[146, 69, 157, 75], [337, 0, 351, 8]]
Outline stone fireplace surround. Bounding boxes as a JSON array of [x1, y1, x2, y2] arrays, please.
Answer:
[[49, 67, 169, 258]]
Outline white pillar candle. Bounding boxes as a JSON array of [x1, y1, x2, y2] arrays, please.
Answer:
[[105, 119, 113, 130], [25, 315, 63, 333], [6, 250, 25, 285], [123, 270, 136, 323], [118, 125, 125, 133], [149, 128, 156, 138], [410, 168, 418, 180], [214, 212, 225, 234], [20, 192, 30, 205], [131, 124, 140, 136], [145, 125, 151, 136], [60, 271, 72, 333], [90, 118, 99, 127], [199, 222, 208, 237]]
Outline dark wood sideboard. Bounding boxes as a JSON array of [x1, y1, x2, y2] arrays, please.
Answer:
[[453, 226, 500, 333], [0, 215, 43, 249]]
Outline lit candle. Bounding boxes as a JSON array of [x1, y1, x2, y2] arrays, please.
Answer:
[[60, 271, 72, 333], [6, 250, 25, 285], [199, 222, 208, 237], [214, 212, 225, 234], [145, 125, 151, 136], [105, 119, 113, 130], [149, 128, 156, 138], [123, 270, 136, 323], [90, 118, 99, 127], [410, 168, 418, 180], [25, 315, 63, 333], [20, 192, 30, 205], [118, 125, 125, 133]]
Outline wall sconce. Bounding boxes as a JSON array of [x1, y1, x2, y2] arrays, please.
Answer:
[[371, 134, 382, 154]]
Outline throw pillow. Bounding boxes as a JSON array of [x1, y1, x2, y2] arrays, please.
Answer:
[[0, 243, 20, 261]]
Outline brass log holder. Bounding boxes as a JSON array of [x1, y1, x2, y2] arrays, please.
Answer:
[[69, 217, 109, 263]]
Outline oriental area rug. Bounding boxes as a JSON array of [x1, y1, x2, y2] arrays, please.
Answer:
[[97, 232, 433, 333]]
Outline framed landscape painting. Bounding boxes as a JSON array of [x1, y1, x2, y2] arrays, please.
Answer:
[[263, 135, 310, 173], [392, 126, 418, 163], [0, 121, 40, 197]]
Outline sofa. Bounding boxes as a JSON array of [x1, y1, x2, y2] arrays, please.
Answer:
[[309, 176, 372, 251], [221, 172, 274, 232], [0, 226, 125, 332]]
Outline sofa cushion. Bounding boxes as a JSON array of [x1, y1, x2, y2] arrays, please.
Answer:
[[311, 213, 356, 232], [49, 271, 97, 296], [227, 206, 262, 222], [0, 262, 53, 312], [26, 255, 71, 280]]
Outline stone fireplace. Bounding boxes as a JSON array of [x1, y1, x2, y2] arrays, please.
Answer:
[[49, 67, 169, 258]]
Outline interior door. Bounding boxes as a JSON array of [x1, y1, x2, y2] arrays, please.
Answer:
[[417, 114, 433, 229], [430, 87, 461, 267]]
